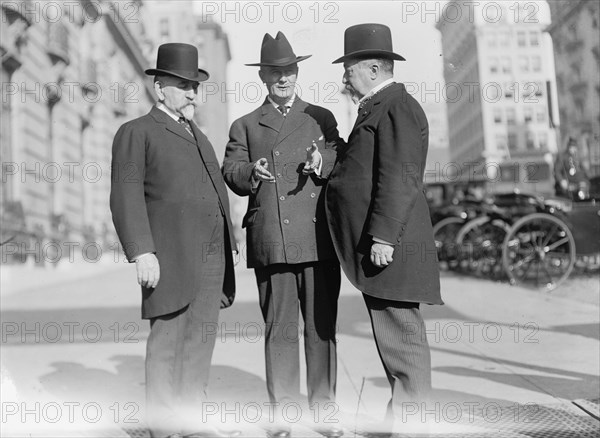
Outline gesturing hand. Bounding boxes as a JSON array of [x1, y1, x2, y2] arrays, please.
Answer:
[[370, 242, 394, 268], [253, 158, 275, 183], [135, 253, 160, 288], [303, 136, 323, 175]]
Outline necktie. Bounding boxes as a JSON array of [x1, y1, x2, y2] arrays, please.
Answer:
[[277, 105, 288, 116], [178, 117, 195, 138]]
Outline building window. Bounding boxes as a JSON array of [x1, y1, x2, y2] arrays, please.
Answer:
[[508, 133, 518, 150], [504, 83, 514, 99], [535, 82, 544, 96], [499, 30, 510, 47], [493, 108, 503, 123], [531, 56, 541, 72], [524, 107, 533, 123], [488, 31, 497, 47], [489, 57, 499, 73], [160, 18, 169, 38], [529, 31, 539, 46], [538, 132, 548, 150], [506, 107, 516, 125], [536, 107, 546, 123], [518, 55, 529, 72], [517, 31, 526, 47], [526, 132, 536, 149], [496, 134, 508, 154], [501, 56, 511, 73]]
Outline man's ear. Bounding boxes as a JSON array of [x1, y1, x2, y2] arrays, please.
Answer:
[[370, 63, 379, 79], [154, 81, 164, 101], [258, 69, 265, 83]]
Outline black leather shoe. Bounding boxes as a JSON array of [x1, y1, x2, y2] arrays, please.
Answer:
[[266, 427, 291, 438], [315, 427, 344, 438]]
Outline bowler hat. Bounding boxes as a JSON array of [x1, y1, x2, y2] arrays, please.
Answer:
[[333, 23, 405, 64], [246, 31, 311, 67], [145, 43, 209, 82]]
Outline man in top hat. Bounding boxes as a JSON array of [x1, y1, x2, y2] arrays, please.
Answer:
[[110, 43, 237, 438], [222, 32, 344, 438], [325, 24, 443, 430]]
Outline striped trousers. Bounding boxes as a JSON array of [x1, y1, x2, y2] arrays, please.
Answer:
[[362, 294, 432, 424]]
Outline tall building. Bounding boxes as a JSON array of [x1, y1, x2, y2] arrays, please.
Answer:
[[436, 1, 559, 191], [1, 0, 155, 261], [142, 1, 231, 160], [547, 0, 600, 177]]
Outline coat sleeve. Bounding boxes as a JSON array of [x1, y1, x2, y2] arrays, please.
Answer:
[[222, 119, 256, 196], [109, 122, 155, 261], [319, 109, 345, 179], [367, 101, 425, 245]]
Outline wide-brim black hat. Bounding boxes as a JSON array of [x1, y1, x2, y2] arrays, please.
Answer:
[[333, 23, 405, 64], [246, 31, 311, 67], [145, 43, 209, 82]]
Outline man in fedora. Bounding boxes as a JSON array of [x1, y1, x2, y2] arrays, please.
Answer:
[[325, 24, 443, 430], [110, 43, 237, 438], [222, 32, 344, 438]]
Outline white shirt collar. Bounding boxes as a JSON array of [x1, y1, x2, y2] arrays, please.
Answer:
[[268, 94, 296, 111], [358, 78, 395, 105], [156, 102, 182, 121]]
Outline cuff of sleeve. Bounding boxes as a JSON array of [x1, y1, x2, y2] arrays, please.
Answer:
[[372, 237, 394, 245], [368, 213, 406, 245], [123, 236, 156, 263]]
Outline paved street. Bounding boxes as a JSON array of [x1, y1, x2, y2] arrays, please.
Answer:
[[1, 259, 599, 437]]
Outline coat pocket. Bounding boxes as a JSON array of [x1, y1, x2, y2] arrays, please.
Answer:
[[242, 207, 260, 228]]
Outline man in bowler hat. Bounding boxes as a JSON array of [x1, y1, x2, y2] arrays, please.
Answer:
[[110, 43, 237, 438], [325, 24, 443, 431], [222, 32, 344, 438]]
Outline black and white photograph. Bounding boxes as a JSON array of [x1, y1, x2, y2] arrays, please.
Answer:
[[1, 1, 599, 437]]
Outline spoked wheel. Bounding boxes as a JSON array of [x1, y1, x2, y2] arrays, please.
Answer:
[[502, 213, 576, 291], [433, 217, 465, 270], [456, 216, 510, 279]]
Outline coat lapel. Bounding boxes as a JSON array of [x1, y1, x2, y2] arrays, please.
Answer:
[[274, 99, 310, 145], [149, 106, 196, 144], [259, 101, 284, 133]]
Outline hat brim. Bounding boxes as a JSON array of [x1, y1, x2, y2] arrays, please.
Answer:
[[145, 68, 210, 82], [332, 50, 405, 64], [245, 55, 312, 67]]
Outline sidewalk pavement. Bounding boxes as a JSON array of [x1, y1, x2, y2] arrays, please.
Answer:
[[1, 260, 599, 437]]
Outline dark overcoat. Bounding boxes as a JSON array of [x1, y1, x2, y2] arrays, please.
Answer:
[[110, 106, 236, 319], [326, 83, 442, 304], [222, 98, 343, 268]]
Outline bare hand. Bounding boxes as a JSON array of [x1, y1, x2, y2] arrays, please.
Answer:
[[303, 137, 323, 175], [253, 158, 275, 182], [370, 242, 394, 268], [135, 253, 160, 288]]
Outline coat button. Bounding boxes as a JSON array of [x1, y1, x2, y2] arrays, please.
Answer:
[[310, 193, 316, 198], [274, 151, 280, 156], [312, 217, 317, 223], [283, 219, 290, 225], [279, 195, 285, 201], [277, 173, 282, 178]]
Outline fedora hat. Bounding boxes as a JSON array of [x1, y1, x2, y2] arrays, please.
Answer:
[[145, 43, 209, 82], [333, 23, 405, 64], [246, 31, 311, 67]]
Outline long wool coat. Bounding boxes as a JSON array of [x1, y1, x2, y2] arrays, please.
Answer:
[[110, 106, 236, 319], [222, 98, 343, 268], [326, 83, 442, 304]]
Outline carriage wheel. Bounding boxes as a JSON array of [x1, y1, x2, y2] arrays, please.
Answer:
[[456, 216, 510, 279], [433, 217, 465, 270], [502, 213, 576, 291]]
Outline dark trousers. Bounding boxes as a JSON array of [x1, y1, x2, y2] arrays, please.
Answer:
[[255, 260, 341, 413], [363, 294, 432, 423], [145, 214, 225, 438]]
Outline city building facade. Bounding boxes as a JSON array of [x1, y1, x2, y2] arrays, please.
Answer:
[[1, 0, 155, 262], [436, 1, 559, 193], [547, 0, 600, 177]]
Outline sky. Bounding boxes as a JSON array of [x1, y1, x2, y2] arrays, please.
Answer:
[[194, 1, 446, 136]]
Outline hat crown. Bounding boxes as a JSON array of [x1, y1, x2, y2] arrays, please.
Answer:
[[246, 31, 311, 67], [344, 23, 393, 54], [145, 43, 209, 82], [333, 23, 405, 63]]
